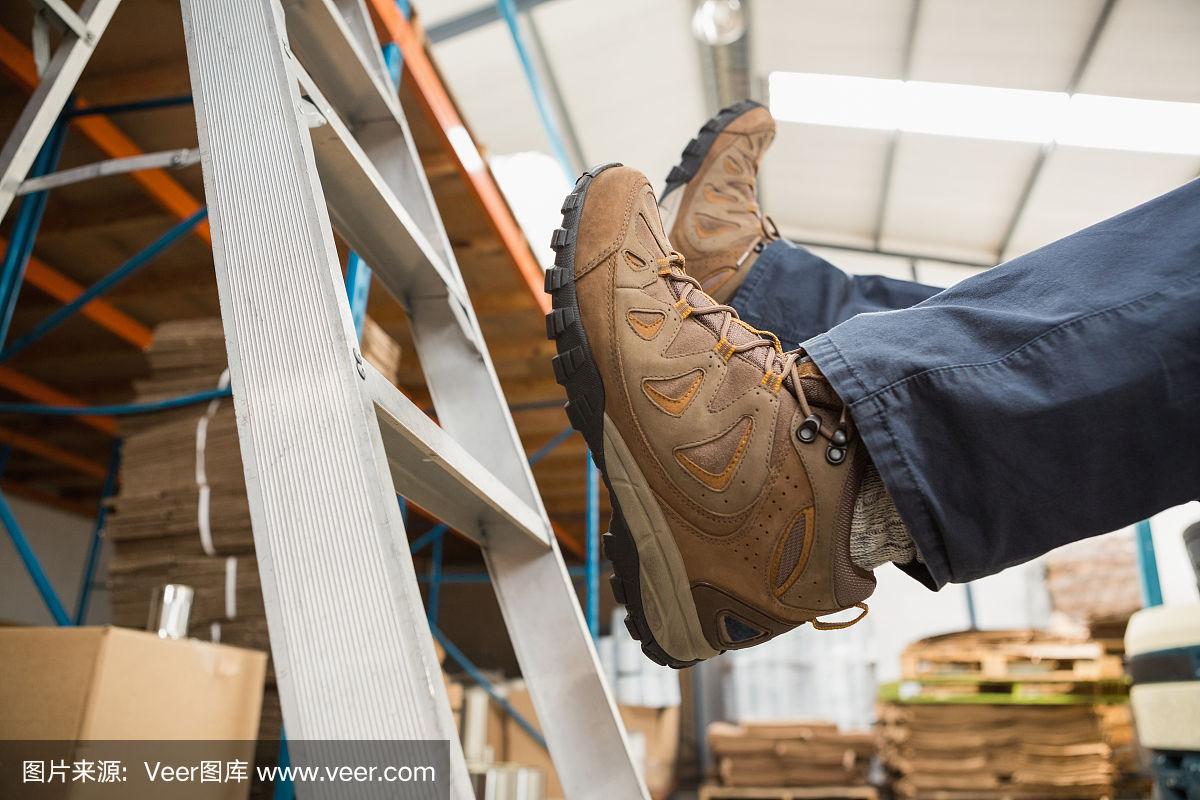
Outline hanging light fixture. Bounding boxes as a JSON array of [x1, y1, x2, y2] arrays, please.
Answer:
[[692, 0, 745, 46]]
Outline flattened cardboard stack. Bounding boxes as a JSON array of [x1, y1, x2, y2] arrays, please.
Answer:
[[879, 630, 1143, 800], [706, 720, 876, 796], [106, 319, 401, 796]]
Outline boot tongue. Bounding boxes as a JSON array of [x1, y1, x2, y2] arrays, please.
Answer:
[[668, 276, 773, 371], [667, 275, 843, 413]]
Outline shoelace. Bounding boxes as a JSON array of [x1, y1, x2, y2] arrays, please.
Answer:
[[653, 251, 853, 455]]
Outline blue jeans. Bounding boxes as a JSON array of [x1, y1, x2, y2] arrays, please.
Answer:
[[731, 179, 1200, 590]]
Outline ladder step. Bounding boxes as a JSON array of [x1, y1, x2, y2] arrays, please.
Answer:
[[282, 0, 401, 126], [364, 362, 551, 548], [294, 64, 465, 308]]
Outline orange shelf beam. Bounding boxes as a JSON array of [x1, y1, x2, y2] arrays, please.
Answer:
[[366, 2, 550, 315], [0, 367, 115, 434], [0, 237, 153, 349], [0, 424, 107, 479], [0, 26, 211, 245]]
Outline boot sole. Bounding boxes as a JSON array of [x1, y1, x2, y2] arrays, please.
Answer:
[[546, 163, 714, 669], [658, 99, 765, 233]]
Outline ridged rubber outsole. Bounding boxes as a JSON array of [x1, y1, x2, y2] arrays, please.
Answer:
[[545, 163, 702, 670], [659, 99, 765, 203]]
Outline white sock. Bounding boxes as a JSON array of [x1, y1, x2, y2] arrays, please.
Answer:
[[850, 463, 918, 570]]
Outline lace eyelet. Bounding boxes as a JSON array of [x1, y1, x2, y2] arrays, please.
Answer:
[[796, 414, 822, 444]]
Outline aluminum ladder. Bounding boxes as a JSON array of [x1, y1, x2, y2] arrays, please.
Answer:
[[0, 0, 648, 796]]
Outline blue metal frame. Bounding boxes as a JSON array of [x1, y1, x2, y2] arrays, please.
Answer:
[[0, 489, 71, 625], [427, 530, 444, 623], [67, 95, 194, 118], [494, 0, 573, 177], [526, 425, 573, 465], [74, 439, 122, 625], [344, 252, 372, 339], [0, 107, 71, 346], [417, 567, 586, 584], [409, 522, 448, 555], [1134, 519, 1163, 607], [0, 385, 229, 417], [433, 625, 547, 750], [1, 207, 209, 362], [585, 454, 599, 638]]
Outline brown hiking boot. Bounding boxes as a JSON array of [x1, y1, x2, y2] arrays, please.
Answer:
[[658, 100, 780, 304], [546, 164, 874, 668]]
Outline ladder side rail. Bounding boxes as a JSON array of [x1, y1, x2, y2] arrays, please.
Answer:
[[0, 0, 124, 223], [482, 534, 652, 799], [180, 1, 471, 792]]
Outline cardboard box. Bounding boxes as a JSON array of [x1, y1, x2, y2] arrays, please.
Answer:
[[0, 627, 266, 798], [0, 626, 266, 740]]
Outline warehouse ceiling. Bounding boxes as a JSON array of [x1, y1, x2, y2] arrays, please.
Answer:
[[424, 0, 1200, 284]]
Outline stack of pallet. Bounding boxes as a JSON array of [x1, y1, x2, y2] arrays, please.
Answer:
[[105, 318, 400, 796], [702, 720, 877, 800], [878, 630, 1143, 800]]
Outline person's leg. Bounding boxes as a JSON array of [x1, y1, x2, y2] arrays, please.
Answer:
[[804, 178, 1200, 589], [731, 239, 941, 350]]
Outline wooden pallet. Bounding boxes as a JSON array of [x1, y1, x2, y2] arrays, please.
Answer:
[[878, 679, 1129, 705], [699, 786, 879, 800], [900, 630, 1125, 683]]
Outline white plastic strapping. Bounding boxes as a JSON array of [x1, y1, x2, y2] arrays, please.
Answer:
[[194, 368, 231, 557]]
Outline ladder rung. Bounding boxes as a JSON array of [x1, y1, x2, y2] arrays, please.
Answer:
[[293, 63, 465, 307], [364, 362, 552, 549], [282, 0, 398, 126]]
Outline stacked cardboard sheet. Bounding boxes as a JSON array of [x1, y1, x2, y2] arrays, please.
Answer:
[[879, 630, 1144, 800], [706, 720, 876, 792], [878, 703, 1135, 799], [105, 318, 400, 796]]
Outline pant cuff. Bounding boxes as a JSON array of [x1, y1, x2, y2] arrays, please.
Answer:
[[803, 332, 952, 589]]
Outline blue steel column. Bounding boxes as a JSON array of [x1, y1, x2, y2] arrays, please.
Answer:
[[586, 455, 599, 639], [495, 0, 574, 176], [0, 490, 71, 625], [428, 530, 444, 624], [1134, 519, 1163, 607], [0, 108, 70, 345], [74, 439, 123, 624], [1, 207, 208, 362]]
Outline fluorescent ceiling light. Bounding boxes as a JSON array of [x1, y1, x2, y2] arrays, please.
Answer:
[[769, 72, 1200, 155]]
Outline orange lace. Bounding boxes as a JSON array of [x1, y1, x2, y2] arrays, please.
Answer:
[[653, 250, 851, 449]]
